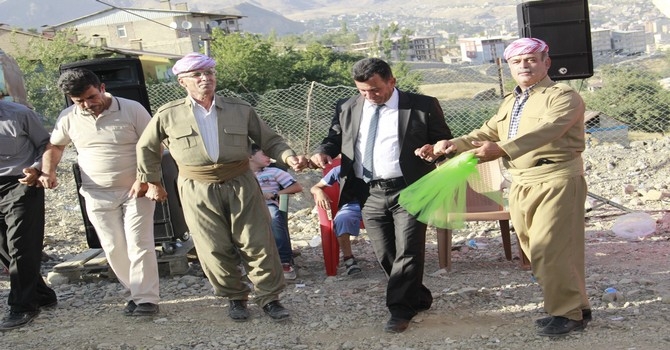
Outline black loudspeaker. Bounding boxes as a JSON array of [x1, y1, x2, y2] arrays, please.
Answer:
[[59, 57, 151, 113], [517, 0, 593, 81]]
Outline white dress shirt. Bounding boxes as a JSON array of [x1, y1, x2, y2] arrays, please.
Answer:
[[190, 96, 219, 162], [355, 89, 403, 180]]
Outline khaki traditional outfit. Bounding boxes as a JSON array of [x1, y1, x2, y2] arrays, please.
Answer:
[[136, 96, 295, 307], [450, 75, 590, 320]]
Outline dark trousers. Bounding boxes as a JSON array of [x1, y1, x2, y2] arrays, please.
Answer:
[[0, 177, 56, 313], [362, 182, 433, 320]]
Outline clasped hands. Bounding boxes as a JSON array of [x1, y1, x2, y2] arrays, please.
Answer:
[[414, 140, 506, 163], [285, 155, 312, 171], [129, 181, 168, 202]]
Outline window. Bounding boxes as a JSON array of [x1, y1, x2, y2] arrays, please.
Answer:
[[117, 25, 127, 38]]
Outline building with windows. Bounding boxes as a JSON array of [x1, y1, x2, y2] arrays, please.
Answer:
[[591, 29, 614, 56], [350, 36, 439, 61], [45, 3, 243, 56], [611, 30, 647, 55], [458, 37, 506, 64]]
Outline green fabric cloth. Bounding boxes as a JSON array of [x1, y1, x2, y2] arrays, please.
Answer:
[[398, 153, 479, 229]]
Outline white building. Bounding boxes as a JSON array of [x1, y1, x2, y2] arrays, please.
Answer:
[[612, 30, 647, 55], [458, 37, 506, 64], [591, 29, 613, 55]]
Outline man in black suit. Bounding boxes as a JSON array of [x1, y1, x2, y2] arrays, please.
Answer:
[[310, 58, 452, 333]]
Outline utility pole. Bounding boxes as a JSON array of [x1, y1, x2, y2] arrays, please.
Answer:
[[491, 43, 505, 98], [201, 36, 212, 57]]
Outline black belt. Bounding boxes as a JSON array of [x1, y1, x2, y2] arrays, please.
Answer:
[[369, 177, 406, 189]]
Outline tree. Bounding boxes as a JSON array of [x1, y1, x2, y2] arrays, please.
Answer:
[[392, 61, 422, 93], [11, 29, 103, 126], [289, 43, 363, 86], [209, 30, 293, 94], [583, 65, 670, 134]]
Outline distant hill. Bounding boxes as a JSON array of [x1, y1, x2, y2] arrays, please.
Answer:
[[0, 0, 304, 35], [219, 2, 305, 35], [0, 0, 155, 30], [0, 0, 654, 34]]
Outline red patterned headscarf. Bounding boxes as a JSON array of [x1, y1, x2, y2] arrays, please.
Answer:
[[172, 52, 216, 75], [503, 38, 549, 60]]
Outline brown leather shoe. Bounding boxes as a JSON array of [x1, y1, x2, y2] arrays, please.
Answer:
[[384, 317, 410, 333]]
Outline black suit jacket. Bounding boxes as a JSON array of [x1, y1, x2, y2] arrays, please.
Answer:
[[316, 90, 453, 207]]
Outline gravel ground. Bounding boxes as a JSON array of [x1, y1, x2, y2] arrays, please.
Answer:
[[1, 137, 669, 350]]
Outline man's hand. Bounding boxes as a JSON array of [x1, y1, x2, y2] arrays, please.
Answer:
[[415, 140, 457, 162], [309, 153, 332, 169], [38, 171, 58, 189], [470, 140, 506, 162], [129, 180, 149, 198], [145, 182, 168, 202], [286, 155, 310, 172], [19, 167, 42, 187]]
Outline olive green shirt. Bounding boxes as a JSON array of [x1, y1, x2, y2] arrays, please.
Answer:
[[451, 76, 585, 170], [136, 95, 295, 183]]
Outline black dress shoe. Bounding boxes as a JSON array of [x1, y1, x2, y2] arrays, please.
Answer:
[[535, 309, 592, 328], [133, 303, 159, 316], [0, 310, 40, 330], [384, 317, 410, 334], [262, 301, 290, 321], [537, 316, 585, 337], [123, 301, 137, 316], [228, 300, 250, 322]]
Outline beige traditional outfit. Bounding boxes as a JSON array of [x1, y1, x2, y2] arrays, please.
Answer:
[[450, 74, 590, 321]]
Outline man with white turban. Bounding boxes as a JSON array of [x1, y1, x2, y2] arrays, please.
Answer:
[[135, 52, 310, 322], [416, 37, 591, 337]]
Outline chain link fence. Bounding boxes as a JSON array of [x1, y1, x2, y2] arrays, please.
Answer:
[[144, 53, 670, 155]]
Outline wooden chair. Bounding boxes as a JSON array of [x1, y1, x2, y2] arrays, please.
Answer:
[[435, 159, 530, 271]]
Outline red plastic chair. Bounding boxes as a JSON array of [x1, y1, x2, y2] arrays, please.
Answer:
[[315, 158, 347, 276]]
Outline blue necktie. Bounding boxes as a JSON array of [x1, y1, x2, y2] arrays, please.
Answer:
[[362, 104, 383, 183]]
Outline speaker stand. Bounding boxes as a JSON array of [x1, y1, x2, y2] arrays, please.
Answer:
[[586, 191, 632, 213]]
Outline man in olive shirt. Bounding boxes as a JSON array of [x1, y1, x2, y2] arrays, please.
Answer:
[[417, 38, 590, 337], [135, 53, 309, 322]]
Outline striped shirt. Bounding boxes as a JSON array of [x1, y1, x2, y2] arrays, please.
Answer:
[[508, 84, 535, 139], [255, 166, 296, 205]]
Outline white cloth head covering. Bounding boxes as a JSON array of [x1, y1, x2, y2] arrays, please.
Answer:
[[503, 38, 549, 60], [172, 52, 216, 75]]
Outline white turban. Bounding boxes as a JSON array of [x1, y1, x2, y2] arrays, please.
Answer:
[[503, 38, 549, 60], [172, 52, 216, 75]]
